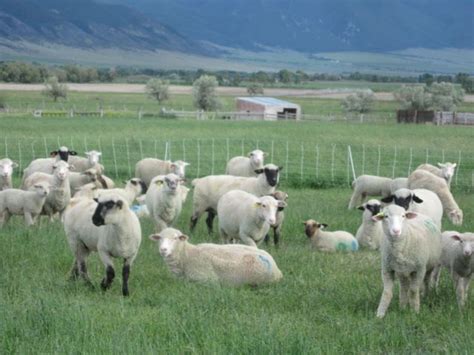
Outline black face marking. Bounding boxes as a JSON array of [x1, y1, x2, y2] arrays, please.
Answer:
[[58, 150, 69, 162], [366, 204, 381, 216], [138, 180, 147, 194], [130, 180, 137, 185], [264, 168, 279, 187], [413, 195, 423, 204], [254, 169, 264, 174], [92, 200, 116, 226], [381, 195, 394, 203], [394, 196, 412, 211]]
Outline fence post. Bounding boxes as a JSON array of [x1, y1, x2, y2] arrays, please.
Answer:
[[125, 138, 131, 177], [348, 145, 356, 182], [376, 145, 381, 176], [285, 141, 289, 180], [455, 150, 461, 186], [164, 142, 169, 161], [331, 145, 336, 182], [392, 146, 397, 178], [182, 139, 186, 162], [43, 137, 48, 157], [271, 140, 274, 164], [211, 138, 215, 175], [315, 145, 320, 179], [17, 139, 22, 178], [408, 147, 413, 176], [197, 140, 201, 178], [83, 137, 88, 152], [362, 144, 366, 175], [168, 141, 172, 160], [70, 136, 75, 151], [300, 143, 304, 182], [112, 138, 118, 179]]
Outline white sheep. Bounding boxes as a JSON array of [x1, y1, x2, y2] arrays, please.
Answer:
[[408, 169, 463, 225], [190, 164, 282, 233], [348, 175, 393, 209], [67, 150, 102, 173], [433, 231, 474, 308], [225, 149, 266, 177], [98, 178, 146, 205], [217, 190, 286, 247], [0, 158, 18, 190], [355, 199, 383, 250], [145, 173, 185, 232], [149, 227, 282, 286], [373, 205, 442, 318], [22, 160, 72, 219], [303, 219, 359, 252], [63, 193, 141, 296], [0, 182, 49, 227], [264, 191, 288, 246], [135, 158, 190, 187], [69, 168, 99, 193], [381, 188, 443, 229], [390, 177, 409, 193], [417, 162, 457, 187]]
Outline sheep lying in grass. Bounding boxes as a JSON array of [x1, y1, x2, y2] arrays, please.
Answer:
[[416, 162, 457, 188], [149, 227, 283, 286], [433, 231, 474, 308], [373, 205, 442, 318], [135, 158, 190, 187], [217, 190, 286, 247], [225, 149, 265, 177], [408, 169, 462, 225], [355, 199, 383, 250], [264, 191, 288, 246], [303, 219, 358, 252], [0, 158, 18, 191], [0, 182, 49, 227], [64, 193, 141, 296], [190, 164, 282, 233]]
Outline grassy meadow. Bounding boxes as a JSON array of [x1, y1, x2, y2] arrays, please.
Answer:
[[1, 91, 474, 353]]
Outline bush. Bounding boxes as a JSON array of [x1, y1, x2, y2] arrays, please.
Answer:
[[42, 76, 68, 102], [247, 83, 264, 96], [394, 85, 432, 110], [146, 78, 170, 103], [341, 90, 375, 113], [192, 75, 220, 111]]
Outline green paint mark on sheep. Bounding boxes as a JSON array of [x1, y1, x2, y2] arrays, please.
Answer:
[[424, 219, 439, 235], [336, 243, 348, 251], [258, 255, 272, 272]]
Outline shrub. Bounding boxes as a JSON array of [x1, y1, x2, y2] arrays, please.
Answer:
[[146, 78, 170, 103], [42, 76, 68, 102], [341, 90, 375, 113], [192, 75, 220, 111]]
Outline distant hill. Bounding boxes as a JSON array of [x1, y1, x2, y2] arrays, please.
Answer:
[[0, 0, 209, 54], [106, 0, 474, 52]]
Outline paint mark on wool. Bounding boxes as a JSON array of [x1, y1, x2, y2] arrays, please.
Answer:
[[258, 255, 272, 272]]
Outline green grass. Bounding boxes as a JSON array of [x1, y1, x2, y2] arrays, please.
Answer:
[[0, 91, 473, 352]]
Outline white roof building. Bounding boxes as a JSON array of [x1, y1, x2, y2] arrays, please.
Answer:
[[235, 97, 301, 120]]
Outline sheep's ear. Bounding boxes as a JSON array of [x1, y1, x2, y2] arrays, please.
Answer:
[[93, 198, 99, 203], [302, 221, 307, 225], [381, 195, 394, 203], [50, 151, 58, 157], [413, 195, 423, 204], [85, 151, 91, 156], [437, 162, 445, 168], [155, 180, 163, 185], [452, 163, 457, 168], [278, 166, 284, 171], [69, 151, 77, 156], [254, 169, 264, 174], [116, 200, 123, 209], [247, 151, 253, 157], [170, 163, 177, 169], [450, 234, 462, 242], [68, 164, 75, 171], [149, 234, 161, 241], [11, 161, 19, 168], [263, 152, 268, 157], [372, 212, 384, 222], [183, 162, 190, 166], [254, 202, 262, 208], [357, 205, 365, 211], [97, 152, 102, 156], [405, 212, 417, 219], [179, 234, 188, 241], [277, 200, 287, 211]]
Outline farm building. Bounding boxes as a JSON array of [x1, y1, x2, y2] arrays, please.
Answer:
[[235, 97, 301, 120]]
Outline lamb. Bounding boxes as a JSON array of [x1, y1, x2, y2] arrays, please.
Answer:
[[225, 149, 266, 177], [21, 146, 77, 183], [217, 190, 286, 247], [264, 190, 288, 246], [0, 158, 18, 190], [355, 199, 383, 250], [22, 160, 72, 219], [190, 164, 282, 233], [381, 188, 443, 229], [135, 158, 190, 187], [373, 205, 442, 318], [348, 175, 393, 209], [67, 150, 103, 173], [433, 231, 474, 308], [390, 178, 409, 193], [69, 168, 100, 192], [303, 219, 359, 252], [64, 193, 141, 296], [149, 227, 282, 287], [145, 173, 185, 232], [98, 178, 147, 205], [417, 162, 457, 187], [0, 182, 49, 227], [408, 169, 463, 225]]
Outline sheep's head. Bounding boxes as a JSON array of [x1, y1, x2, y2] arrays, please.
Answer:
[[254, 195, 284, 226], [372, 205, 417, 238], [52, 161, 72, 181], [170, 160, 190, 179], [31, 182, 50, 197], [0, 159, 17, 178], [149, 227, 188, 258], [81, 168, 98, 182], [126, 178, 147, 195], [248, 149, 265, 169], [271, 190, 288, 211], [358, 199, 382, 216], [450, 233, 474, 258], [85, 150, 102, 165], [302, 219, 327, 238], [163, 173, 182, 194], [92, 195, 127, 226], [50, 146, 77, 162], [255, 164, 282, 187], [381, 189, 422, 211], [438, 162, 457, 180]]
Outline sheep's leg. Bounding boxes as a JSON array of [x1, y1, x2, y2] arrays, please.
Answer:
[[1, 211, 11, 227], [122, 259, 131, 297], [408, 270, 424, 313], [376, 270, 395, 318], [205, 209, 216, 235], [454, 274, 467, 308], [69, 258, 80, 281], [264, 233, 270, 244], [398, 274, 409, 310], [154, 218, 168, 234], [99, 251, 115, 291], [423, 268, 435, 296], [189, 209, 204, 232], [24, 212, 34, 226], [239, 233, 257, 248], [219, 228, 229, 244], [73, 246, 93, 286], [273, 225, 282, 246], [432, 265, 442, 291]]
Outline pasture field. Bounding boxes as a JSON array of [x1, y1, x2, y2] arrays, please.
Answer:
[[1, 94, 474, 353]]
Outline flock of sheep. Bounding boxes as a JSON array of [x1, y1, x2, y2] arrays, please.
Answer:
[[0, 146, 472, 317]]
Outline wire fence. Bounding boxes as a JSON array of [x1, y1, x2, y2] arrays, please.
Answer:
[[2, 137, 473, 191]]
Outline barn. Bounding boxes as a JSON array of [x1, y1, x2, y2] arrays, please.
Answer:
[[235, 97, 301, 120]]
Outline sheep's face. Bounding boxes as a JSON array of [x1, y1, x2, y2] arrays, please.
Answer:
[[381, 190, 422, 211], [255, 196, 284, 226], [449, 209, 463, 225], [82, 169, 97, 182], [271, 190, 288, 211], [50, 146, 77, 162], [249, 150, 265, 169], [52, 161, 71, 181], [373, 205, 417, 238], [127, 178, 147, 195], [438, 162, 457, 180], [358, 199, 382, 216], [171, 160, 189, 179], [149, 228, 188, 258], [302, 219, 327, 238], [451, 234, 474, 257], [32, 183, 50, 197], [0, 160, 17, 178], [255, 164, 282, 187], [92, 196, 125, 226], [86, 150, 102, 165], [163, 173, 181, 194]]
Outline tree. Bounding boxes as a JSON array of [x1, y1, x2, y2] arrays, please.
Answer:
[[43, 76, 68, 102], [246, 83, 264, 96], [428, 82, 464, 111], [146, 78, 170, 104], [394, 85, 431, 110], [341, 90, 375, 113], [455, 73, 474, 94], [418, 73, 434, 86], [192, 75, 220, 111]]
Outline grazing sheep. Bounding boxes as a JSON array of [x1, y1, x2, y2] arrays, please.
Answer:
[[190, 164, 282, 233], [433, 231, 474, 308], [225, 149, 266, 177], [21, 146, 77, 183], [408, 169, 462, 225], [381, 188, 443, 229], [217, 190, 286, 247], [0, 182, 49, 227], [264, 190, 288, 246], [0, 158, 18, 190], [64, 193, 141, 296], [417, 162, 457, 187], [67, 150, 102, 173], [98, 178, 146, 205], [23, 160, 72, 219], [348, 175, 393, 209], [303, 219, 358, 252], [135, 158, 190, 187], [149, 227, 282, 286], [355, 199, 383, 250], [145, 173, 185, 232], [373, 205, 442, 318]]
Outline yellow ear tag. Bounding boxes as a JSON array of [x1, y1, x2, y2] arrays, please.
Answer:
[[155, 180, 163, 186], [254, 202, 261, 208], [375, 212, 385, 218]]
